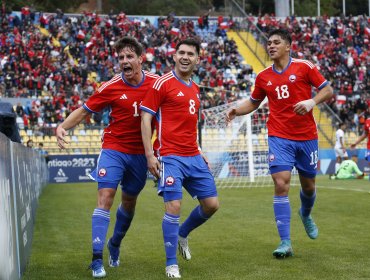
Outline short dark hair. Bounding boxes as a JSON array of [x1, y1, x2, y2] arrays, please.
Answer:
[[175, 38, 200, 55], [267, 29, 292, 45], [113, 36, 143, 56]]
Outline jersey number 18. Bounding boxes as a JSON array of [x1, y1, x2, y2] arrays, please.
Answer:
[[275, 85, 290, 99]]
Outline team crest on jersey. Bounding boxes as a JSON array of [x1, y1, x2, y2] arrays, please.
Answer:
[[289, 75, 296, 83], [98, 168, 107, 177], [269, 154, 275, 162], [165, 176, 175, 186]]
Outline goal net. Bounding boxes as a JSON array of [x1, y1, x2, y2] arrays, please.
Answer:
[[201, 100, 297, 188]]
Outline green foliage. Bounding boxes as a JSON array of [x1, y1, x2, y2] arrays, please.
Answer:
[[23, 176, 370, 280], [105, 0, 200, 15], [5, 0, 366, 16], [6, 0, 86, 12], [294, 0, 340, 16], [146, 0, 200, 16]]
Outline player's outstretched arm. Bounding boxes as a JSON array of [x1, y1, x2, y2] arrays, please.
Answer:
[[351, 131, 368, 148], [293, 84, 333, 115], [226, 99, 260, 123], [56, 107, 90, 149], [141, 111, 161, 179]]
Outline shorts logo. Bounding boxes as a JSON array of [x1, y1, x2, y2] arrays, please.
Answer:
[[98, 168, 107, 177], [289, 74, 296, 82], [269, 154, 275, 162], [165, 176, 175, 186]]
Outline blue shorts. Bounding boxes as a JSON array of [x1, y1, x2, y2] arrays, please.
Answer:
[[90, 149, 147, 196], [366, 150, 370, 162], [268, 136, 318, 178], [158, 155, 218, 202]]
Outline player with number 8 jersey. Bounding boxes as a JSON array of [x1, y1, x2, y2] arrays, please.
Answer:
[[140, 70, 200, 156], [141, 38, 219, 279]]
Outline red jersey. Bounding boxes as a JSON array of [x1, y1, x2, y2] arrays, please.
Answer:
[[140, 71, 200, 157], [364, 118, 370, 149], [251, 58, 328, 141], [83, 71, 158, 154]]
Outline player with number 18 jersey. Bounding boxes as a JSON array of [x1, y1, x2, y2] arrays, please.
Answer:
[[251, 58, 329, 141]]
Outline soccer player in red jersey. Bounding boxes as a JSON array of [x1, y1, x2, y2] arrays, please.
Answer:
[[351, 107, 370, 175], [56, 37, 158, 278], [140, 38, 219, 278], [227, 29, 333, 258]]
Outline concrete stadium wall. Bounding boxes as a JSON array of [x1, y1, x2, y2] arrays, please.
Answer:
[[0, 133, 48, 280]]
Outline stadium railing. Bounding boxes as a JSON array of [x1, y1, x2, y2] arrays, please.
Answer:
[[0, 132, 49, 280]]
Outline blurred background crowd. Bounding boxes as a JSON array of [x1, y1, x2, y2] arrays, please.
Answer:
[[0, 6, 369, 137]]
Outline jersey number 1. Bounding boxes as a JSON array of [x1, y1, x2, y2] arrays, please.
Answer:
[[133, 101, 139, 117]]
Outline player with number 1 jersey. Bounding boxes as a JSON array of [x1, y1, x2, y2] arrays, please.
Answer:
[[84, 70, 158, 154], [251, 58, 328, 141], [56, 37, 160, 278]]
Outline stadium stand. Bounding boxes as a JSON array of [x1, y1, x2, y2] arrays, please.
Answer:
[[0, 7, 368, 153]]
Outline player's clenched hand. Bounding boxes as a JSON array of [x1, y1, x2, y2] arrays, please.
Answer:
[[56, 125, 69, 149], [293, 99, 316, 115], [226, 108, 237, 123], [201, 152, 212, 169], [147, 155, 161, 179]]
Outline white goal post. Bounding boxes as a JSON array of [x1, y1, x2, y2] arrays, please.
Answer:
[[200, 100, 298, 188]]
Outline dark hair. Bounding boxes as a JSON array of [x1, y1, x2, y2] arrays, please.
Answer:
[[175, 38, 200, 55], [113, 36, 143, 56], [267, 29, 292, 45]]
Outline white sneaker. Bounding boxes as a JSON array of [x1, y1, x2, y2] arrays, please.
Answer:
[[89, 259, 106, 278], [178, 236, 191, 261], [166, 264, 181, 278]]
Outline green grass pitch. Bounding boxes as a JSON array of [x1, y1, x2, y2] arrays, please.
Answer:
[[23, 176, 370, 280]]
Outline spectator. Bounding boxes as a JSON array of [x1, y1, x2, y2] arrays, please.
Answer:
[[35, 142, 49, 162], [26, 139, 33, 148]]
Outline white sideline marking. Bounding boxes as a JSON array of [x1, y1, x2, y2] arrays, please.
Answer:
[[217, 184, 370, 193], [316, 185, 370, 193]]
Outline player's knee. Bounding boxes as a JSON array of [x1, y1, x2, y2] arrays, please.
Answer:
[[97, 189, 116, 210], [121, 199, 137, 212], [201, 198, 219, 216], [165, 200, 181, 215], [121, 193, 138, 212], [273, 178, 290, 193]]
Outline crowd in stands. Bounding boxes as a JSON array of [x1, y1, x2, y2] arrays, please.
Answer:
[[0, 6, 368, 135], [246, 13, 370, 131]]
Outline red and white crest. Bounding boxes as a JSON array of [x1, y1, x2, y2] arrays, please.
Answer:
[[165, 176, 175, 186], [269, 154, 275, 162], [98, 168, 107, 177]]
